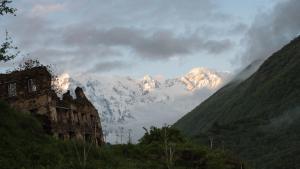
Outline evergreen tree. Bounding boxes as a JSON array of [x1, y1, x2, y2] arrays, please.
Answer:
[[0, 0, 18, 62]]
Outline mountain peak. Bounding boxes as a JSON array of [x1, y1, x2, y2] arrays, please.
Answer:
[[188, 67, 215, 75], [54, 73, 70, 93], [181, 67, 223, 91], [143, 75, 153, 81], [140, 75, 160, 92], [174, 36, 300, 169]]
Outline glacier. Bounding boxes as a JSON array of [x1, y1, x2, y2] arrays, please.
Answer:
[[56, 67, 230, 143]]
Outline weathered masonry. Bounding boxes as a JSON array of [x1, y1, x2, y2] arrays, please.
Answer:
[[0, 66, 104, 145]]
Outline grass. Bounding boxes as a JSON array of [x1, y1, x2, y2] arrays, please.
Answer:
[[0, 101, 243, 169]]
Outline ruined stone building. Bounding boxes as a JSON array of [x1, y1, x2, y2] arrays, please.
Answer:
[[0, 66, 104, 145]]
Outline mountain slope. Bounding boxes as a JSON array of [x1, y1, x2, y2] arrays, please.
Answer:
[[174, 36, 300, 169], [59, 68, 230, 143]]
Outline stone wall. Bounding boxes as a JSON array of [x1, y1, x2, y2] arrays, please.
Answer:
[[0, 66, 104, 145]]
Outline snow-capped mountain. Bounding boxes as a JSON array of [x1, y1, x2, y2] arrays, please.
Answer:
[[57, 67, 230, 143], [141, 75, 161, 92], [181, 68, 223, 91]]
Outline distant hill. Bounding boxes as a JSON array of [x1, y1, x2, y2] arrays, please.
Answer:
[[174, 36, 300, 169]]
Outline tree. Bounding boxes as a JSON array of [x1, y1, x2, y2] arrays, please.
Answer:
[[139, 126, 186, 145], [0, 28, 18, 63], [0, 0, 16, 15], [139, 126, 186, 169], [163, 126, 175, 169], [0, 0, 18, 62]]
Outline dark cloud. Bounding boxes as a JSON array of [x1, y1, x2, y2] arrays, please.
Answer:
[[6, 15, 53, 48], [89, 60, 132, 73], [30, 46, 121, 61], [65, 0, 231, 26], [63, 26, 233, 60], [238, 0, 300, 66], [1, 0, 235, 74]]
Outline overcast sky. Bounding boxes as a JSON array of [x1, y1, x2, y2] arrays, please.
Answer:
[[0, 0, 299, 78]]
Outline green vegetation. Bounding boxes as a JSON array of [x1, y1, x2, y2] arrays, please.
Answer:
[[174, 36, 300, 169], [0, 0, 19, 62], [0, 0, 16, 15], [0, 101, 243, 169]]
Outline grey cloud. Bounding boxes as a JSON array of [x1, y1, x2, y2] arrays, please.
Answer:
[[3, 14, 123, 68], [1, 0, 235, 74], [28, 46, 123, 73], [202, 39, 233, 54], [238, 0, 300, 66], [65, 0, 230, 26], [89, 60, 132, 73], [228, 23, 248, 35], [63, 27, 233, 60], [5, 15, 52, 48], [31, 46, 121, 60]]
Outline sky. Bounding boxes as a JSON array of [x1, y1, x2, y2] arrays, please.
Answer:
[[0, 0, 299, 78]]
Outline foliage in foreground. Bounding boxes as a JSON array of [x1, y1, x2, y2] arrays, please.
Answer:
[[0, 101, 243, 169]]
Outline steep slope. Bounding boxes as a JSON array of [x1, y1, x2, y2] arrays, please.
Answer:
[[0, 101, 81, 169], [174, 36, 300, 169]]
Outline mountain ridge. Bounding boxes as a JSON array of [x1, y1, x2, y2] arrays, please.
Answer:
[[56, 67, 230, 142], [174, 36, 300, 169]]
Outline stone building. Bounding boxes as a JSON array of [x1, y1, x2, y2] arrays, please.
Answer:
[[0, 66, 104, 145]]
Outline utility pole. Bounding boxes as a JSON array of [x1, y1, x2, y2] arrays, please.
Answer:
[[209, 136, 214, 149], [163, 126, 175, 169], [94, 122, 98, 146], [116, 132, 119, 144], [128, 129, 132, 144], [120, 127, 124, 144]]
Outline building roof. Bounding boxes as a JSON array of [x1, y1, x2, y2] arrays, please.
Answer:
[[0, 66, 52, 83]]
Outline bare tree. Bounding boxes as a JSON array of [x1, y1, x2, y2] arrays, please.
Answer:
[[163, 125, 175, 169], [240, 161, 244, 169], [209, 136, 214, 149], [102, 125, 108, 143], [72, 122, 102, 168]]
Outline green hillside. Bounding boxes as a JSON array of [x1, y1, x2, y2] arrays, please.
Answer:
[[174, 36, 300, 169], [0, 101, 243, 169]]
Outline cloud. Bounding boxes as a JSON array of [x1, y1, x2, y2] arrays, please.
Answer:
[[0, 0, 235, 75], [63, 26, 233, 60], [227, 23, 248, 35], [6, 15, 51, 48], [64, 0, 230, 26], [31, 3, 65, 16], [238, 0, 300, 66], [89, 60, 132, 73]]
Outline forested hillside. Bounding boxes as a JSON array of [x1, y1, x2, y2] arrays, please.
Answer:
[[174, 36, 300, 169]]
